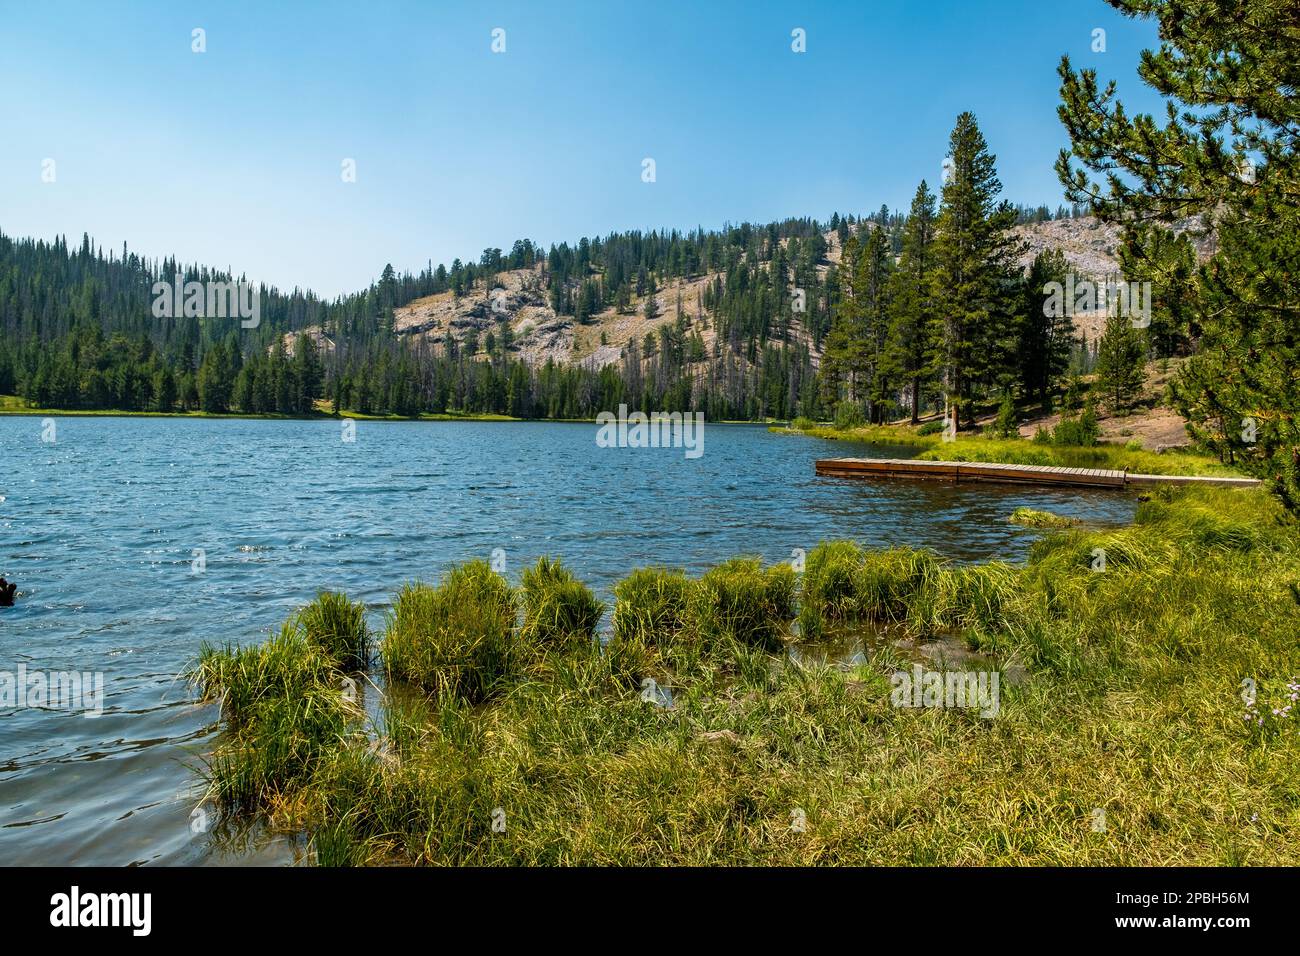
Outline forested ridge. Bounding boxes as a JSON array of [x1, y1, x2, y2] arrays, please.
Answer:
[[0, 159, 1086, 424]]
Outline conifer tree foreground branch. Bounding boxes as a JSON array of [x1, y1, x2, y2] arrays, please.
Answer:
[[1057, 0, 1300, 507]]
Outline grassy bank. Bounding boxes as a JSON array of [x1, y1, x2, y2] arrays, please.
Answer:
[[189, 487, 1299, 865], [777, 419, 1241, 478]]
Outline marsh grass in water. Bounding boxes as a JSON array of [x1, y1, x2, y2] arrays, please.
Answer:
[[1009, 507, 1078, 529], [190, 621, 361, 816], [520, 556, 604, 648], [610, 566, 693, 650], [382, 561, 518, 702], [191, 486, 1300, 865], [295, 591, 371, 669], [689, 558, 797, 651], [193, 622, 338, 728]]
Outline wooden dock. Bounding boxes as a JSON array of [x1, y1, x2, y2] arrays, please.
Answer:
[[815, 457, 1262, 490]]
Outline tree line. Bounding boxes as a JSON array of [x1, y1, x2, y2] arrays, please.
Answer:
[[818, 112, 1084, 430]]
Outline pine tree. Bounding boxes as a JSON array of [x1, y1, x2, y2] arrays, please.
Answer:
[[1093, 315, 1147, 412], [885, 181, 938, 423], [1057, 0, 1300, 507], [819, 233, 860, 413], [643, 274, 658, 320], [1020, 248, 1074, 401], [1116, 223, 1197, 360], [932, 112, 1022, 429], [856, 226, 895, 423]]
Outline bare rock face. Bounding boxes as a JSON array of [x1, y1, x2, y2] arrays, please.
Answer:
[[579, 344, 624, 371], [1014, 217, 1125, 277], [1014, 214, 1217, 279], [277, 327, 337, 357]]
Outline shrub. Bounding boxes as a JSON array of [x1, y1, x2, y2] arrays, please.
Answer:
[[986, 393, 1018, 439], [295, 591, 370, 669], [917, 419, 946, 436], [790, 416, 817, 431], [689, 558, 796, 650], [611, 566, 694, 649], [834, 400, 865, 430], [1052, 403, 1100, 446], [382, 561, 519, 702], [520, 556, 604, 647]]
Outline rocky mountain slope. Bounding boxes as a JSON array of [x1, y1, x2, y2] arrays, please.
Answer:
[[287, 215, 1203, 365]]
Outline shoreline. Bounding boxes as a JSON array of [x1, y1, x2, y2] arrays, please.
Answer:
[[188, 483, 1297, 865], [0, 399, 788, 427], [775, 420, 1248, 480]]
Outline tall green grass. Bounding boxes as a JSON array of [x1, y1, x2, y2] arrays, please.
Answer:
[[193, 622, 338, 727], [206, 686, 354, 814], [689, 558, 796, 651], [520, 556, 604, 648], [382, 561, 519, 702], [190, 623, 358, 815], [295, 591, 371, 669], [610, 566, 693, 649]]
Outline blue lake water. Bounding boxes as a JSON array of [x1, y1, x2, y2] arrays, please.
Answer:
[[0, 417, 1137, 864]]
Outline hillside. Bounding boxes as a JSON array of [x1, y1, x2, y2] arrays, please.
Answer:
[[287, 215, 1154, 371]]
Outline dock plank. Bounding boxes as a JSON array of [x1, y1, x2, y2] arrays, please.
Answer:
[[814, 457, 1259, 490]]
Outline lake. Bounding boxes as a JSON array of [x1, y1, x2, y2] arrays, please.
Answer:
[[0, 417, 1137, 864]]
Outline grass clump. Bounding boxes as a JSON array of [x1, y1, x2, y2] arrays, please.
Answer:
[[689, 558, 796, 650], [382, 560, 519, 702], [924, 562, 1021, 642], [853, 547, 942, 625], [207, 686, 354, 815], [520, 556, 604, 648], [295, 591, 370, 669], [1009, 507, 1078, 529], [190, 622, 358, 815], [799, 543, 943, 636], [799, 541, 868, 637], [193, 622, 338, 727], [610, 566, 694, 649]]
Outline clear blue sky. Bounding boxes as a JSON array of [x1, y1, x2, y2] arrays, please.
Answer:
[[0, 0, 1161, 297]]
